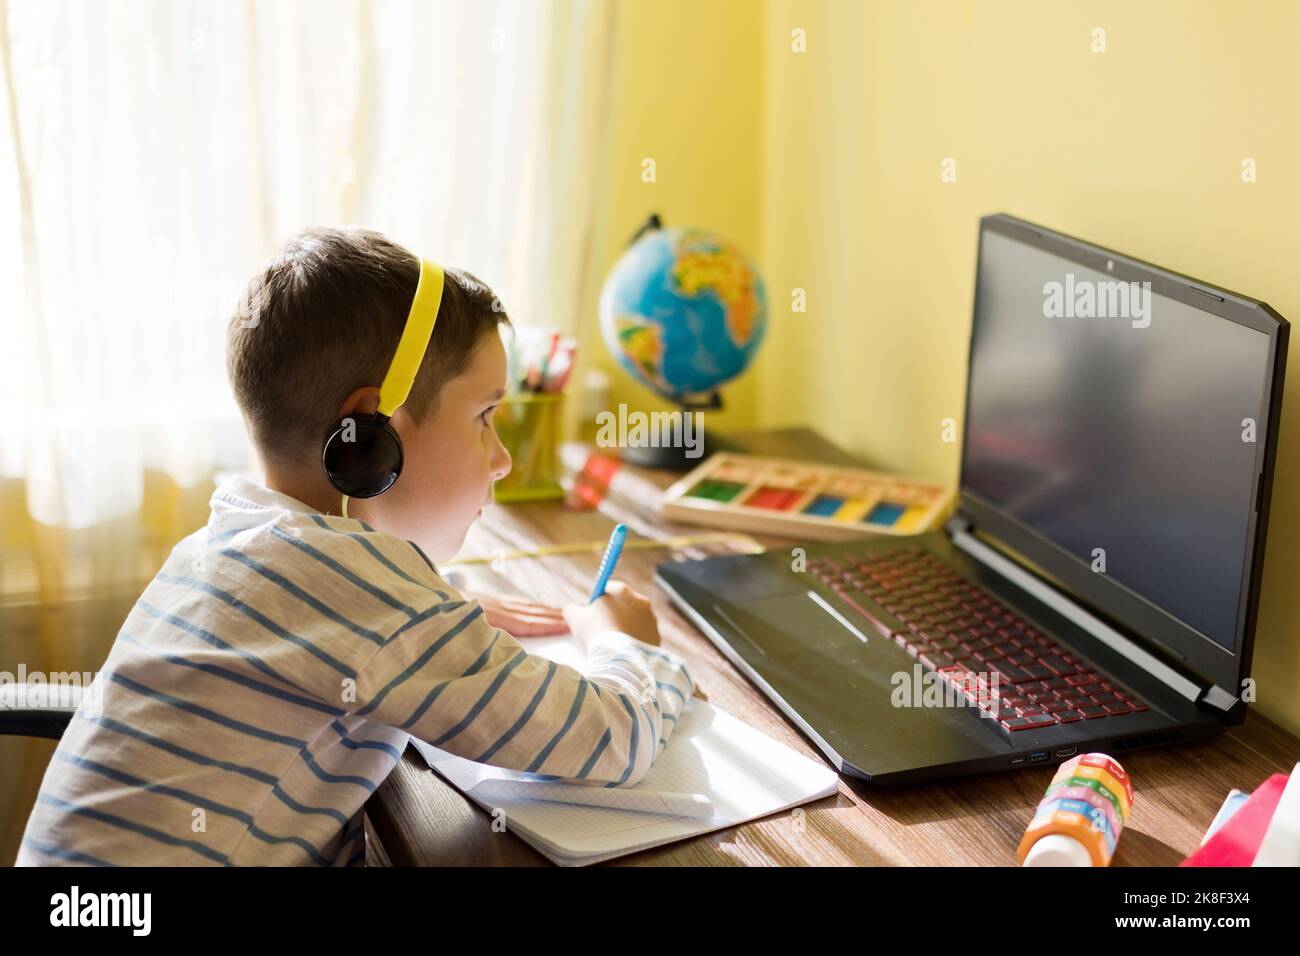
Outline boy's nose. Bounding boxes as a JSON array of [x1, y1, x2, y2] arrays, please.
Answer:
[[490, 431, 512, 481]]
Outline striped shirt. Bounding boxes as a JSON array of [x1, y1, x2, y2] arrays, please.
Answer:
[[17, 474, 695, 866]]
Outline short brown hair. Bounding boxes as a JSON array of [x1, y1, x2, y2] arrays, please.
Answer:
[[227, 226, 509, 468]]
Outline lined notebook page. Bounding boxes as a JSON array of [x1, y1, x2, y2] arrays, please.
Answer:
[[409, 633, 839, 866]]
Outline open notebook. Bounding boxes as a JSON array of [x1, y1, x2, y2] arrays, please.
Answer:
[[407, 633, 839, 866]]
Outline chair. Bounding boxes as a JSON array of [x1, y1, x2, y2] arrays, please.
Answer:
[[0, 682, 83, 740]]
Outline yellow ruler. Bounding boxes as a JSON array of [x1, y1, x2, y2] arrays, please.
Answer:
[[446, 532, 764, 567]]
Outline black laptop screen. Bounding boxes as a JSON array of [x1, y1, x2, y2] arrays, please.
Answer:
[[962, 230, 1270, 652]]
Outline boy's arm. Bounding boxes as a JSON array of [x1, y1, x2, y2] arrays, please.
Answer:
[[348, 598, 694, 787]]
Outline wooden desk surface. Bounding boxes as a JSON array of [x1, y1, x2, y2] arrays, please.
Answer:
[[367, 433, 1300, 866]]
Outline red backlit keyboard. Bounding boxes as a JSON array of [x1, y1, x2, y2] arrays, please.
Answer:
[[809, 547, 1150, 733]]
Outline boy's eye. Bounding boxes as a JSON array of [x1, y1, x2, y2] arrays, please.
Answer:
[[479, 405, 498, 425]]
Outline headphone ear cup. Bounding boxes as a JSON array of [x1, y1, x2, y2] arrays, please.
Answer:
[[322, 416, 404, 498]]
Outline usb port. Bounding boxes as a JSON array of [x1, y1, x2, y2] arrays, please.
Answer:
[[1054, 747, 1077, 758], [1010, 756, 1026, 765], [1027, 751, 1050, 763]]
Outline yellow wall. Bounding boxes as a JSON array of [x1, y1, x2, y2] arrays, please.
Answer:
[[601, 0, 1300, 736], [756, 0, 1300, 735], [593, 0, 765, 433]]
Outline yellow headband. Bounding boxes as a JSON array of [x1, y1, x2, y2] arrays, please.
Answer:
[[377, 257, 445, 418]]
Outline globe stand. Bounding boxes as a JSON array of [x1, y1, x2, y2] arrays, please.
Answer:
[[618, 392, 733, 472]]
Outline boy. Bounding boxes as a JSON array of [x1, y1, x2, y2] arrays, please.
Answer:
[[18, 226, 695, 866]]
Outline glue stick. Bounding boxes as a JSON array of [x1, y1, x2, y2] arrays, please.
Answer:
[[1018, 753, 1133, 866]]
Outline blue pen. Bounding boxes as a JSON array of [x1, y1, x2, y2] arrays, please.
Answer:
[[588, 523, 628, 603]]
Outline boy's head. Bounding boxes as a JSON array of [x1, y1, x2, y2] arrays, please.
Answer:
[[227, 226, 513, 561]]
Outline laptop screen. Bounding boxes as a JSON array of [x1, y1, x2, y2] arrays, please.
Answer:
[[962, 228, 1272, 654]]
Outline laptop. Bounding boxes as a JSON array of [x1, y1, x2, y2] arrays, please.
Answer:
[[655, 214, 1289, 785]]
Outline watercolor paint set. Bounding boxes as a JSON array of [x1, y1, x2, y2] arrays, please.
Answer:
[[661, 452, 953, 541]]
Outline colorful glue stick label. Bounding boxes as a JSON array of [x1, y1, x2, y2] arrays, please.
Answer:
[[1076, 753, 1132, 803], [1070, 765, 1132, 815], [1027, 806, 1116, 860], [1033, 798, 1118, 855], [1042, 784, 1123, 835], [1036, 798, 1116, 846], [1021, 753, 1130, 866], [1055, 761, 1130, 808], [1018, 809, 1113, 866], [1046, 774, 1128, 823]]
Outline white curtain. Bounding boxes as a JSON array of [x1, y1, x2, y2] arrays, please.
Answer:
[[0, 0, 618, 522], [0, 0, 616, 861], [0, 0, 615, 528]]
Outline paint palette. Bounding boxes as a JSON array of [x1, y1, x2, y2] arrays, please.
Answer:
[[661, 453, 953, 542]]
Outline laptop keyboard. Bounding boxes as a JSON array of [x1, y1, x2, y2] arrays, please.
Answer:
[[808, 547, 1150, 733]]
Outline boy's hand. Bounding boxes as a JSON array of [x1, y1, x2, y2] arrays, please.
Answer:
[[563, 580, 662, 649], [471, 591, 567, 636]]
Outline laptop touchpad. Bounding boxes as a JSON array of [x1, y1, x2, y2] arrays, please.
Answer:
[[712, 592, 874, 659]]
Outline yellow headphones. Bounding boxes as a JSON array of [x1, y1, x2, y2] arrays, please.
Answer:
[[321, 257, 445, 515]]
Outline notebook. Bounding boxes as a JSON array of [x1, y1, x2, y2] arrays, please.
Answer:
[[408, 632, 840, 866]]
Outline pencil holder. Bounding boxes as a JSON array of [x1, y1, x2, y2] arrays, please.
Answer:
[[493, 392, 565, 503]]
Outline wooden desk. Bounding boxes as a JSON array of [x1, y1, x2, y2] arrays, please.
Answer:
[[367, 432, 1300, 866]]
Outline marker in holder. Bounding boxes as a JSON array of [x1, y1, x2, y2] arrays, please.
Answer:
[[1018, 753, 1133, 866]]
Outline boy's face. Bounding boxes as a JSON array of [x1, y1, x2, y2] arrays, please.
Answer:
[[361, 331, 512, 562]]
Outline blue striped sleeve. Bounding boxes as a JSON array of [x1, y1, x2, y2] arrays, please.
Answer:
[[349, 599, 695, 788]]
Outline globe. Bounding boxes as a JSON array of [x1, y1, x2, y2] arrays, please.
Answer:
[[599, 224, 767, 403]]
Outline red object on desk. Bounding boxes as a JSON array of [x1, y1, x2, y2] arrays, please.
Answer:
[[1180, 773, 1289, 866], [569, 452, 622, 510]]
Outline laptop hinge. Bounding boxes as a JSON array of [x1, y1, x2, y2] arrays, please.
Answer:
[[1199, 684, 1246, 721], [950, 526, 1204, 704]]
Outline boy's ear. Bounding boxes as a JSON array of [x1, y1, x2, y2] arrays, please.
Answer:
[[337, 386, 382, 421]]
